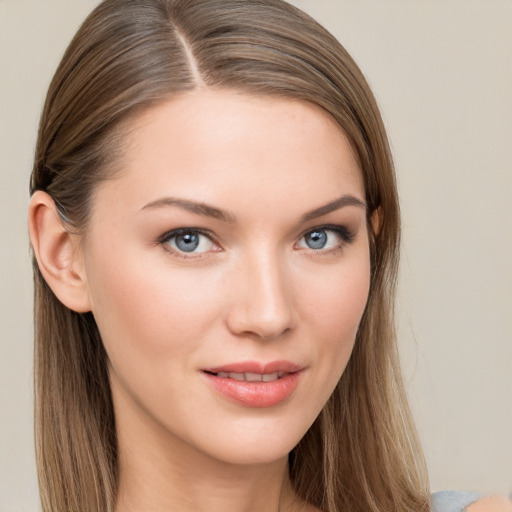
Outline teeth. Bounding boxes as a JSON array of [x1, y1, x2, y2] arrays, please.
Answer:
[[245, 372, 263, 382], [214, 371, 285, 382], [229, 372, 245, 381]]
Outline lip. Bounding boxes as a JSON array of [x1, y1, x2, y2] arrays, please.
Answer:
[[205, 360, 302, 375], [202, 360, 304, 408]]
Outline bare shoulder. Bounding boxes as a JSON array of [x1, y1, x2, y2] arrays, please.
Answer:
[[466, 496, 512, 512]]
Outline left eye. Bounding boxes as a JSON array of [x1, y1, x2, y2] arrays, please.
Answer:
[[297, 228, 348, 251], [162, 230, 216, 254]]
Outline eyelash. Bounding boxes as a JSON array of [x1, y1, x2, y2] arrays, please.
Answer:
[[159, 228, 219, 259], [295, 224, 355, 256], [158, 224, 355, 259]]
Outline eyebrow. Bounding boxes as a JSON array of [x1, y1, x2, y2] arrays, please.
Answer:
[[141, 197, 237, 223], [301, 194, 366, 221], [141, 194, 366, 223]]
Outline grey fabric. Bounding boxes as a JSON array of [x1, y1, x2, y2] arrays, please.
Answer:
[[431, 491, 482, 512]]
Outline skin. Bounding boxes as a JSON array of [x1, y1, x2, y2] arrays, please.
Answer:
[[467, 496, 512, 512], [29, 89, 372, 512]]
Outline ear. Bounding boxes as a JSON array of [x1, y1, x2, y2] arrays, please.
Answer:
[[28, 191, 91, 313], [370, 206, 382, 237]]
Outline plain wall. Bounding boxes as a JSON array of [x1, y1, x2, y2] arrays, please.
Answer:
[[1, 1, 510, 510]]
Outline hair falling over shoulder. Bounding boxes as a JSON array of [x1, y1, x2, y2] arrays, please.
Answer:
[[30, 0, 430, 510]]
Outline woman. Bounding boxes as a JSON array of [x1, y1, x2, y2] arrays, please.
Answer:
[[27, 0, 490, 511]]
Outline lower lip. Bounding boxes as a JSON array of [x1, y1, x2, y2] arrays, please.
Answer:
[[203, 371, 302, 408]]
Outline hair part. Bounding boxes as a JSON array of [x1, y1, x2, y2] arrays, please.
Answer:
[[31, 1, 430, 510]]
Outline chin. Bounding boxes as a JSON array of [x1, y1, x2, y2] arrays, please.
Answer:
[[203, 438, 297, 466], [182, 412, 317, 467]]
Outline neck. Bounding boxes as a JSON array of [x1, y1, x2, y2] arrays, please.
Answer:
[[115, 443, 295, 512]]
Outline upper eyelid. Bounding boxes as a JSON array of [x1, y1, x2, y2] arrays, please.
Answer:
[[159, 227, 218, 244], [299, 223, 352, 238], [294, 226, 354, 256], [158, 229, 220, 259]]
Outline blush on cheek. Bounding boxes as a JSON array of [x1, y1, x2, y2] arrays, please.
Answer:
[[311, 263, 370, 325], [314, 262, 370, 358], [90, 254, 225, 359]]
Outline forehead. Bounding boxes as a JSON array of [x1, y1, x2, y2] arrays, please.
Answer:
[[93, 89, 364, 219]]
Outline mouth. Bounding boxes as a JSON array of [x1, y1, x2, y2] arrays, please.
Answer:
[[201, 361, 303, 408], [204, 371, 287, 382]]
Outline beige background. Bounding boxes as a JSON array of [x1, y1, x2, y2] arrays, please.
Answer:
[[1, 1, 510, 510]]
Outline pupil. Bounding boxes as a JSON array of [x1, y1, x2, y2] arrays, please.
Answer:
[[176, 233, 199, 252], [306, 230, 327, 250]]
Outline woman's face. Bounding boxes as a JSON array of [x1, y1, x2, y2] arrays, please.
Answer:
[[81, 89, 371, 465]]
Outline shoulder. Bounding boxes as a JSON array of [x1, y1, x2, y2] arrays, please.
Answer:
[[431, 491, 512, 512], [431, 491, 482, 512]]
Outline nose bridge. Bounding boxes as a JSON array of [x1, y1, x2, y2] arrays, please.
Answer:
[[227, 244, 295, 340]]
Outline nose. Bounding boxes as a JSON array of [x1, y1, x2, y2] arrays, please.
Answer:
[[225, 251, 296, 341]]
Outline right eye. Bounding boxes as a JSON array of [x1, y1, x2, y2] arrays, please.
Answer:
[[160, 229, 218, 257]]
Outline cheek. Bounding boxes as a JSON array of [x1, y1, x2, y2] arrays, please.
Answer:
[[299, 247, 371, 380], [85, 249, 226, 362], [306, 252, 370, 331]]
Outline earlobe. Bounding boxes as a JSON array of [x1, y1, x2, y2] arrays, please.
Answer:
[[370, 206, 382, 237], [28, 191, 91, 313]]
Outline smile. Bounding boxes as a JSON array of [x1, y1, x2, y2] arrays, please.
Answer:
[[202, 361, 303, 408], [209, 371, 286, 382]]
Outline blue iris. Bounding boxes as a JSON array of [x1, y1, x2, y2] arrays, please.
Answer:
[[175, 232, 200, 252], [305, 230, 328, 249]]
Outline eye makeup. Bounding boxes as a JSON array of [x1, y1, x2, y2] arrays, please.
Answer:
[[296, 224, 355, 256], [158, 227, 221, 260], [157, 222, 356, 261]]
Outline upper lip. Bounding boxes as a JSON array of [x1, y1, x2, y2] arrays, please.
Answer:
[[203, 360, 303, 374]]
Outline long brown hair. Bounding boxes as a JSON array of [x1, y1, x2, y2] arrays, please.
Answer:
[[30, 0, 430, 510]]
